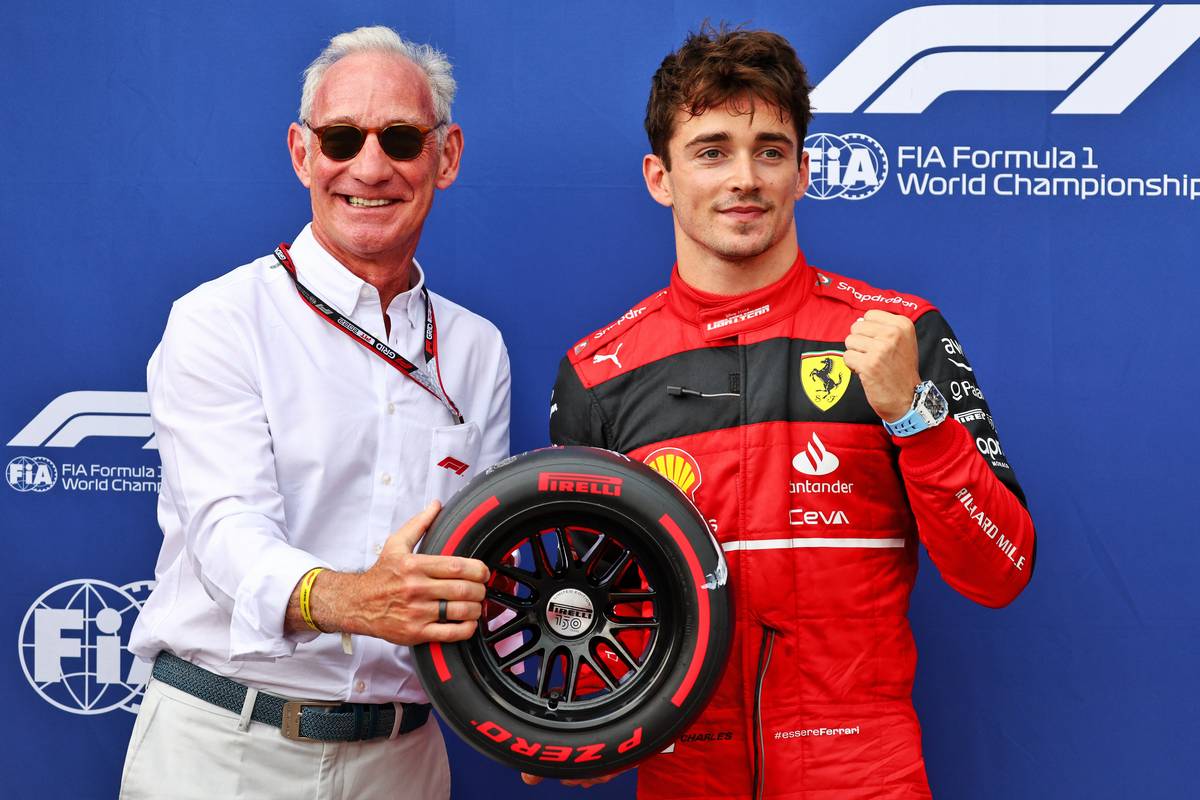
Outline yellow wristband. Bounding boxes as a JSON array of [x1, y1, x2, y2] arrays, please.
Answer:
[[298, 567, 326, 633]]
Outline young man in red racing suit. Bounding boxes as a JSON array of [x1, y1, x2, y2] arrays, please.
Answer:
[[546, 27, 1035, 800]]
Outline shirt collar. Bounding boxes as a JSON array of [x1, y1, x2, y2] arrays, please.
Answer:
[[288, 223, 427, 330], [397, 259, 427, 329], [666, 249, 815, 341]]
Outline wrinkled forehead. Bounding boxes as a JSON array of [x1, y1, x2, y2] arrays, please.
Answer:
[[310, 51, 437, 127]]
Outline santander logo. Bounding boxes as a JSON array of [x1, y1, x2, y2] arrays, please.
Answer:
[[792, 432, 839, 477]]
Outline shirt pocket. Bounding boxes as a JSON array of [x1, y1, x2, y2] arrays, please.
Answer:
[[424, 421, 483, 506]]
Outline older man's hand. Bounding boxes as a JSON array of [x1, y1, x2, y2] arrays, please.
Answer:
[[288, 500, 491, 644]]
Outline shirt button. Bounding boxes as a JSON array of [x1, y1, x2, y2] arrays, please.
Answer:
[[386, 402, 395, 415], [373, 543, 383, 555], [381, 473, 392, 486], [355, 680, 366, 693]]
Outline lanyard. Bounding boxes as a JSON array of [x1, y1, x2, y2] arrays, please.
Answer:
[[273, 243, 464, 424]]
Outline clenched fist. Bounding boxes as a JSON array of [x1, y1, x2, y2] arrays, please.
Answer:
[[843, 309, 921, 423]]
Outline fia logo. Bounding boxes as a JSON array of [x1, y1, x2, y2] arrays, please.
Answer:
[[7, 456, 58, 492], [19, 579, 155, 715], [804, 133, 888, 200]]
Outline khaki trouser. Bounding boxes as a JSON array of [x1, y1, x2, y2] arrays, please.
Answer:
[[120, 677, 450, 800]]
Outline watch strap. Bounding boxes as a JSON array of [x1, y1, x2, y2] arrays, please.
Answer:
[[883, 407, 930, 437], [883, 380, 945, 438]]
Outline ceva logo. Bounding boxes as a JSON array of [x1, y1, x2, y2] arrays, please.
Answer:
[[811, 4, 1200, 114], [8, 391, 156, 449]]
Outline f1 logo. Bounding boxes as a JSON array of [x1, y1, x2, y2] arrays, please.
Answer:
[[811, 4, 1200, 114], [8, 391, 156, 449], [437, 456, 469, 475]]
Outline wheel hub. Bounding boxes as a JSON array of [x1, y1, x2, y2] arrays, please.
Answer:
[[544, 587, 595, 638]]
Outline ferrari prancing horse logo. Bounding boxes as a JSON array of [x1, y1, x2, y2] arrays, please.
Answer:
[[801, 351, 852, 411]]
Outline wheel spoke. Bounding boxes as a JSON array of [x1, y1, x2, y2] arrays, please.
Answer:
[[578, 533, 608, 573], [596, 547, 633, 587], [483, 611, 536, 645], [496, 636, 543, 671], [598, 634, 641, 675], [559, 649, 577, 702], [535, 648, 554, 696], [608, 616, 659, 630], [495, 562, 538, 587], [530, 532, 554, 577], [608, 588, 656, 603], [537, 647, 570, 700], [486, 587, 531, 610], [552, 527, 573, 573], [578, 651, 618, 692], [564, 651, 584, 700]]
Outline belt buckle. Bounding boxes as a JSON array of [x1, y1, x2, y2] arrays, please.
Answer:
[[281, 700, 341, 741]]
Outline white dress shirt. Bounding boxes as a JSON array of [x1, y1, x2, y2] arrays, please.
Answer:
[[130, 224, 511, 704]]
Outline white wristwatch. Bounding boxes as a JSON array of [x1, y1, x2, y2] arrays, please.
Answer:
[[883, 380, 948, 437]]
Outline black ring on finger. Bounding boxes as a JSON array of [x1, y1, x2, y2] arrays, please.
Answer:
[[437, 598, 449, 624]]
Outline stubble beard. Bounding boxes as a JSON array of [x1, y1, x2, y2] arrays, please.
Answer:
[[703, 217, 779, 262], [701, 192, 782, 261]]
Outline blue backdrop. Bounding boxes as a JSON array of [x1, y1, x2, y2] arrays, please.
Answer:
[[4, 2, 1198, 798]]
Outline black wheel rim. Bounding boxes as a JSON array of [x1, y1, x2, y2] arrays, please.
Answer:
[[460, 505, 684, 730]]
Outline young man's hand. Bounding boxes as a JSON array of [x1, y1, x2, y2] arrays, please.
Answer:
[[843, 309, 922, 423]]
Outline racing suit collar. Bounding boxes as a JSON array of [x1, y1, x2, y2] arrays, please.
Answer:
[[667, 249, 814, 341]]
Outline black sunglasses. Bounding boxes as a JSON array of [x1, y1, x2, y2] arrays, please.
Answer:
[[307, 121, 443, 162]]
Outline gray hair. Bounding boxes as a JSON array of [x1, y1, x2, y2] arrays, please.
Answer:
[[299, 26, 456, 127]]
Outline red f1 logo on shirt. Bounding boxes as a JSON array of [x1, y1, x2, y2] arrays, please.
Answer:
[[438, 457, 470, 475]]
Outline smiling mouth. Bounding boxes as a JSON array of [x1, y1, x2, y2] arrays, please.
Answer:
[[345, 196, 396, 208], [719, 206, 769, 222]]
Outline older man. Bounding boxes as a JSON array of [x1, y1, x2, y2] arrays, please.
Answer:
[[120, 26, 509, 800]]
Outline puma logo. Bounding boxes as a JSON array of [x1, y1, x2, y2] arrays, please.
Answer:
[[592, 343, 624, 370]]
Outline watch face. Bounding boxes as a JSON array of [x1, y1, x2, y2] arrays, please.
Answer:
[[921, 383, 948, 420]]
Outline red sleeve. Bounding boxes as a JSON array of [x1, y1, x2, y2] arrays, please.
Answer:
[[894, 309, 1037, 607], [895, 417, 1034, 607]]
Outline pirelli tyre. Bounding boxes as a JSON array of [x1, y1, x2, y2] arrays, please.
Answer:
[[413, 446, 731, 779]]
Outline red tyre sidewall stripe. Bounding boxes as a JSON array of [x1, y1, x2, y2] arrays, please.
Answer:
[[430, 494, 501, 683], [431, 642, 451, 682], [660, 513, 709, 707], [440, 494, 501, 555]]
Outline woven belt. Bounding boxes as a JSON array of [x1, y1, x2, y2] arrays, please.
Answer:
[[152, 651, 430, 742]]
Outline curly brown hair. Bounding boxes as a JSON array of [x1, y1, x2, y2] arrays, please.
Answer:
[[645, 23, 813, 169]]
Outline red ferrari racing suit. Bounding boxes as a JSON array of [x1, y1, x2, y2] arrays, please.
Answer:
[[549, 251, 1035, 799]]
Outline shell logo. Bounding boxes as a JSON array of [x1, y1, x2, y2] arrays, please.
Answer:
[[643, 447, 702, 500]]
